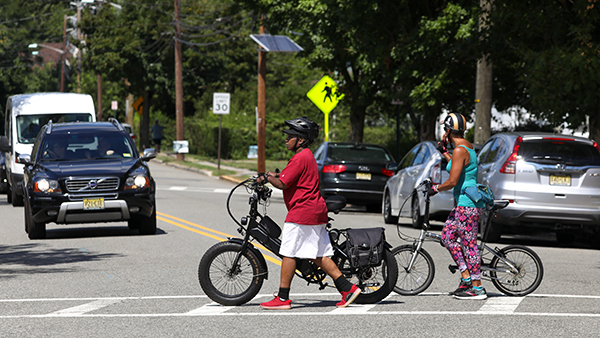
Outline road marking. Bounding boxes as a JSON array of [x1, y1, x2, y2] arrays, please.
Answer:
[[169, 186, 187, 191], [45, 299, 123, 316], [185, 302, 235, 315], [477, 296, 524, 314]]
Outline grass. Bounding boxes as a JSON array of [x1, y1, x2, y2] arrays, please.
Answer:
[[156, 153, 288, 180]]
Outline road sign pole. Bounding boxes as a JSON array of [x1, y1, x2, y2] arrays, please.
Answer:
[[324, 112, 329, 142], [217, 115, 222, 170]]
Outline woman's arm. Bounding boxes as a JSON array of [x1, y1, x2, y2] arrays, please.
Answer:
[[436, 146, 469, 192], [257, 171, 288, 190]]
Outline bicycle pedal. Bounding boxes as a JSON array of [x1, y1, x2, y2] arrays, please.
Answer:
[[448, 264, 458, 274]]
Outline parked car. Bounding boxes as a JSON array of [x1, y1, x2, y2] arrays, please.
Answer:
[[0, 152, 7, 194], [19, 119, 157, 239], [382, 141, 454, 227], [313, 142, 395, 212], [123, 123, 136, 144], [477, 132, 600, 246]]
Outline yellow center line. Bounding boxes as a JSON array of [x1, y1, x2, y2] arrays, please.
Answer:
[[156, 212, 282, 266]]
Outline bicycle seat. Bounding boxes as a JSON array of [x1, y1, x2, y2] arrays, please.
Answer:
[[492, 200, 509, 210], [325, 195, 346, 214]]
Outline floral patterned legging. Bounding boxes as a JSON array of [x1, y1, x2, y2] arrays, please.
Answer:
[[441, 206, 482, 280]]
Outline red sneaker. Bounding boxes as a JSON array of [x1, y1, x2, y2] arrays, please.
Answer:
[[336, 284, 361, 308], [260, 294, 292, 310]]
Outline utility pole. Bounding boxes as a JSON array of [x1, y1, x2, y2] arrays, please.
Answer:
[[61, 14, 67, 92], [174, 0, 184, 161], [97, 74, 102, 121], [76, 3, 82, 93], [257, 18, 267, 174], [474, 0, 493, 145]]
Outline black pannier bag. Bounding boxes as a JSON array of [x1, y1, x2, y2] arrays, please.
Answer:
[[345, 227, 385, 268]]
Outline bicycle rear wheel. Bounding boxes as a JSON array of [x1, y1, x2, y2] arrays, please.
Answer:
[[489, 245, 544, 296], [392, 245, 435, 295]]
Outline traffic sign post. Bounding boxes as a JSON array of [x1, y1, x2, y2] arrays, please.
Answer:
[[213, 93, 230, 170], [306, 75, 345, 141]]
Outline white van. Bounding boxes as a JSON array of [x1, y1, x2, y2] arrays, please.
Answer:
[[0, 92, 96, 206]]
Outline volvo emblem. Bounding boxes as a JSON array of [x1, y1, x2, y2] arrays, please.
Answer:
[[556, 164, 566, 171], [88, 180, 98, 189]]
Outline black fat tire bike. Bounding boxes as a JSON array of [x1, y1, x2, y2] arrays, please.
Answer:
[[393, 179, 544, 297], [198, 175, 399, 306]]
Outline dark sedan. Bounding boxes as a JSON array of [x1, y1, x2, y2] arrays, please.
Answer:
[[314, 142, 395, 212], [19, 119, 157, 239]]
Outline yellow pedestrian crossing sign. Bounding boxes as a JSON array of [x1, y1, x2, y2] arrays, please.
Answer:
[[306, 75, 345, 115]]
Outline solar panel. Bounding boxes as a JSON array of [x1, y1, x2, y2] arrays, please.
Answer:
[[249, 34, 303, 52]]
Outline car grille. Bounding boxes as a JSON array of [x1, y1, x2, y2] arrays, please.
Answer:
[[66, 177, 120, 192]]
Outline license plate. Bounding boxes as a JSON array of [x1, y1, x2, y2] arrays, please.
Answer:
[[550, 174, 571, 186], [83, 198, 105, 210], [356, 172, 371, 180]]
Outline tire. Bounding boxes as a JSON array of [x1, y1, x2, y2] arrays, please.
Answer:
[[392, 245, 435, 295], [489, 245, 544, 296], [11, 185, 24, 207], [138, 202, 157, 235], [411, 196, 423, 229], [336, 244, 398, 304], [198, 241, 265, 306], [26, 200, 46, 239], [383, 193, 398, 224]]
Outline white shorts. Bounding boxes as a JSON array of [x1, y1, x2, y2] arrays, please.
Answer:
[[279, 222, 334, 259]]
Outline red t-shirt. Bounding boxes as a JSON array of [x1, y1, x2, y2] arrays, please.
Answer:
[[279, 148, 329, 225]]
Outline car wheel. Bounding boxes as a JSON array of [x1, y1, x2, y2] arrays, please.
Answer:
[[383, 193, 398, 224], [138, 201, 157, 235], [24, 199, 30, 233], [411, 196, 424, 229], [26, 200, 46, 239], [11, 186, 24, 207]]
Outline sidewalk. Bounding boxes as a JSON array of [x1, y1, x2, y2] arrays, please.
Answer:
[[154, 153, 256, 184]]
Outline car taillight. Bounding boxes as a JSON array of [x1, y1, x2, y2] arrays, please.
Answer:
[[381, 168, 394, 177], [500, 136, 522, 174], [430, 162, 441, 184], [594, 142, 600, 154], [323, 164, 347, 174]]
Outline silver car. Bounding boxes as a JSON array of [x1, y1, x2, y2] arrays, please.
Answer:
[[382, 141, 454, 227], [477, 132, 600, 246]]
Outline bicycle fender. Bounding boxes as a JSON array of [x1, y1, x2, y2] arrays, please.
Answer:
[[227, 238, 269, 280]]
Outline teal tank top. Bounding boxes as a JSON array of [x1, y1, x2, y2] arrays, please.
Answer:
[[446, 145, 484, 208]]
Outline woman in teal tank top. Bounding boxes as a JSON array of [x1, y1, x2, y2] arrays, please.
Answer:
[[427, 113, 487, 300]]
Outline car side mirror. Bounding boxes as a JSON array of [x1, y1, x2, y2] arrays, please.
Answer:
[[386, 163, 398, 172], [17, 153, 32, 165], [0, 136, 11, 152], [141, 148, 157, 161]]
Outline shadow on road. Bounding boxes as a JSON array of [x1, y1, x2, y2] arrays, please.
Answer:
[[43, 226, 167, 240], [0, 243, 122, 278]]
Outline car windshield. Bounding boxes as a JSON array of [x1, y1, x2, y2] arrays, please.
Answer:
[[328, 144, 392, 161], [518, 139, 600, 166], [16, 114, 94, 144], [40, 132, 136, 161]]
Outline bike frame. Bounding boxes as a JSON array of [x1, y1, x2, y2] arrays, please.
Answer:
[[405, 181, 521, 284]]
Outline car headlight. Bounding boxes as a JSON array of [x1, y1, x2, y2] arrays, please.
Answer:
[[125, 175, 149, 189], [34, 179, 61, 193]]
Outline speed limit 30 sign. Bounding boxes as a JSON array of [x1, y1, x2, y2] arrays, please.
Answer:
[[213, 92, 230, 115]]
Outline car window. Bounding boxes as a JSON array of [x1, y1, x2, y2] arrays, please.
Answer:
[[413, 145, 431, 166], [518, 139, 600, 166], [313, 144, 325, 162], [486, 138, 504, 163], [16, 114, 94, 144], [399, 145, 420, 170], [327, 144, 392, 161], [477, 139, 495, 164], [40, 132, 135, 161]]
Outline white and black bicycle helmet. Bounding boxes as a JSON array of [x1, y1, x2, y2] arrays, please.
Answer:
[[282, 117, 320, 144], [442, 113, 467, 132]]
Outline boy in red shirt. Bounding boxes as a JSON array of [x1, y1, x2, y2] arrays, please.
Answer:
[[258, 117, 361, 310]]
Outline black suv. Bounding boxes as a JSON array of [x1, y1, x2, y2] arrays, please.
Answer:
[[19, 119, 157, 239]]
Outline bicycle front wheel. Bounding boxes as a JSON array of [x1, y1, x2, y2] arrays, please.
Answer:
[[489, 245, 544, 296], [392, 245, 435, 295]]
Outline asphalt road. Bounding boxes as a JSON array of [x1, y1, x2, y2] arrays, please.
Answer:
[[1, 160, 600, 337]]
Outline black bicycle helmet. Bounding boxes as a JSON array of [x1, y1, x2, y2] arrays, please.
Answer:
[[282, 117, 320, 143], [442, 113, 467, 132]]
